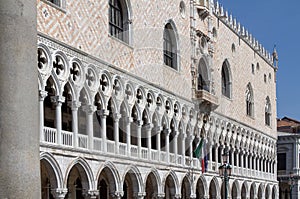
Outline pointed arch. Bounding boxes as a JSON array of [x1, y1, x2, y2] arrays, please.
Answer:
[[121, 165, 143, 197], [96, 161, 121, 192], [162, 170, 180, 197], [64, 157, 95, 190], [163, 19, 179, 70], [221, 59, 232, 98], [40, 152, 64, 189], [198, 56, 211, 92], [144, 168, 162, 194], [246, 83, 254, 117], [265, 96, 271, 126]]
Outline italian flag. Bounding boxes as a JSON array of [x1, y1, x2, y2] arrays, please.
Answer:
[[194, 138, 206, 172]]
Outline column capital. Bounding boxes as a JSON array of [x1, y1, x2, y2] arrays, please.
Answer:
[[142, 123, 154, 131], [87, 190, 99, 199], [174, 193, 181, 199], [39, 90, 48, 100], [123, 116, 133, 123], [82, 104, 96, 114], [51, 95, 65, 105], [51, 188, 68, 199], [156, 193, 165, 199], [136, 192, 146, 199], [134, 120, 143, 127], [97, 109, 109, 117], [69, 101, 81, 110], [114, 191, 124, 198], [113, 113, 122, 121]]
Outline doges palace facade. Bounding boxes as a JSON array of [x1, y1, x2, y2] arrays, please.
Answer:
[[0, 0, 279, 198]]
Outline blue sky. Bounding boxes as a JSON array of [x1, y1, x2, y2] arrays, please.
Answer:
[[218, 0, 300, 120]]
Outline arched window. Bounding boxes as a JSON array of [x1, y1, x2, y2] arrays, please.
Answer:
[[221, 60, 231, 98], [197, 58, 210, 91], [246, 83, 254, 117], [163, 23, 178, 69], [265, 97, 271, 126], [109, 0, 130, 43], [47, 0, 65, 8]]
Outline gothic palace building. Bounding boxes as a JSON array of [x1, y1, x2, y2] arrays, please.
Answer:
[[34, 0, 278, 198]]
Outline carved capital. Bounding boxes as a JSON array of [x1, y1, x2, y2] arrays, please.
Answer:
[[51, 188, 68, 199], [113, 113, 122, 121], [87, 190, 99, 199], [82, 105, 96, 114], [68, 101, 81, 111], [39, 90, 48, 100], [97, 109, 109, 118], [51, 95, 65, 105]]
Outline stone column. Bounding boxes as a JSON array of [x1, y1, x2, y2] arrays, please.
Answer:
[[70, 101, 81, 148], [0, 1, 40, 194], [83, 105, 96, 150], [52, 96, 65, 145], [208, 145, 213, 170], [173, 133, 178, 165], [113, 113, 121, 154], [181, 134, 186, 166], [165, 129, 171, 163], [189, 136, 194, 166], [137, 120, 143, 158], [144, 123, 153, 160], [125, 117, 133, 156], [100, 109, 109, 152], [0, 0, 41, 196], [39, 90, 48, 141], [156, 126, 161, 161]]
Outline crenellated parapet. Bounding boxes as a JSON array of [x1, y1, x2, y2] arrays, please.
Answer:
[[211, 1, 275, 66]]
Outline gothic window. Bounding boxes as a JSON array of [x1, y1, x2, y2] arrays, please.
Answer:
[[198, 58, 210, 91], [46, 0, 64, 8], [163, 22, 178, 70], [221, 60, 231, 98], [265, 97, 271, 126], [246, 83, 254, 117], [109, 0, 130, 43]]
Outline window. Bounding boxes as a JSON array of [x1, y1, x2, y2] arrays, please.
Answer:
[[265, 97, 271, 126], [46, 0, 64, 8], [197, 58, 210, 91], [277, 153, 286, 170], [109, 0, 130, 43], [163, 22, 178, 69], [221, 60, 231, 98], [246, 83, 254, 117], [251, 64, 255, 74]]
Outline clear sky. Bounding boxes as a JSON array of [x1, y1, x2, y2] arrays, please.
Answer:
[[218, 0, 300, 120]]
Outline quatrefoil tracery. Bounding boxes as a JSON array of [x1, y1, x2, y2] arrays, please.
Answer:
[[86, 68, 95, 87], [38, 48, 47, 70], [70, 62, 80, 82], [53, 55, 65, 76]]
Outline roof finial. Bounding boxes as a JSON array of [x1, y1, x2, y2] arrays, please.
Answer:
[[272, 44, 278, 68]]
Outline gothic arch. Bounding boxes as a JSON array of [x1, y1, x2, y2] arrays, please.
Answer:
[[96, 161, 121, 192], [40, 152, 64, 189], [162, 170, 180, 196], [221, 59, 232, 98], [64, 157, 95, 190], [144, 168, 162, 194], [195, 175, 208, 198], [121, 165, 143, 194]]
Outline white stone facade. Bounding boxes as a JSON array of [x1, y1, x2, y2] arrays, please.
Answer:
[[37, 0, 278, 199]]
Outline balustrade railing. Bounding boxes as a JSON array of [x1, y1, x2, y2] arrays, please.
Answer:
[[93, 137, 102, 151], [161, 151, 167, 162], [141, 148, 148, 159], [131, 145, 138, 158], [170, 154, 176, 164], [119, 143, 127, 156], [107, 140, 115, 154], [62, 130, 73, 146], [78, 134, 88, 148], [43, 127, 57, 144], [151, 150, 159, 161], [178, 155, 183, 165]]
